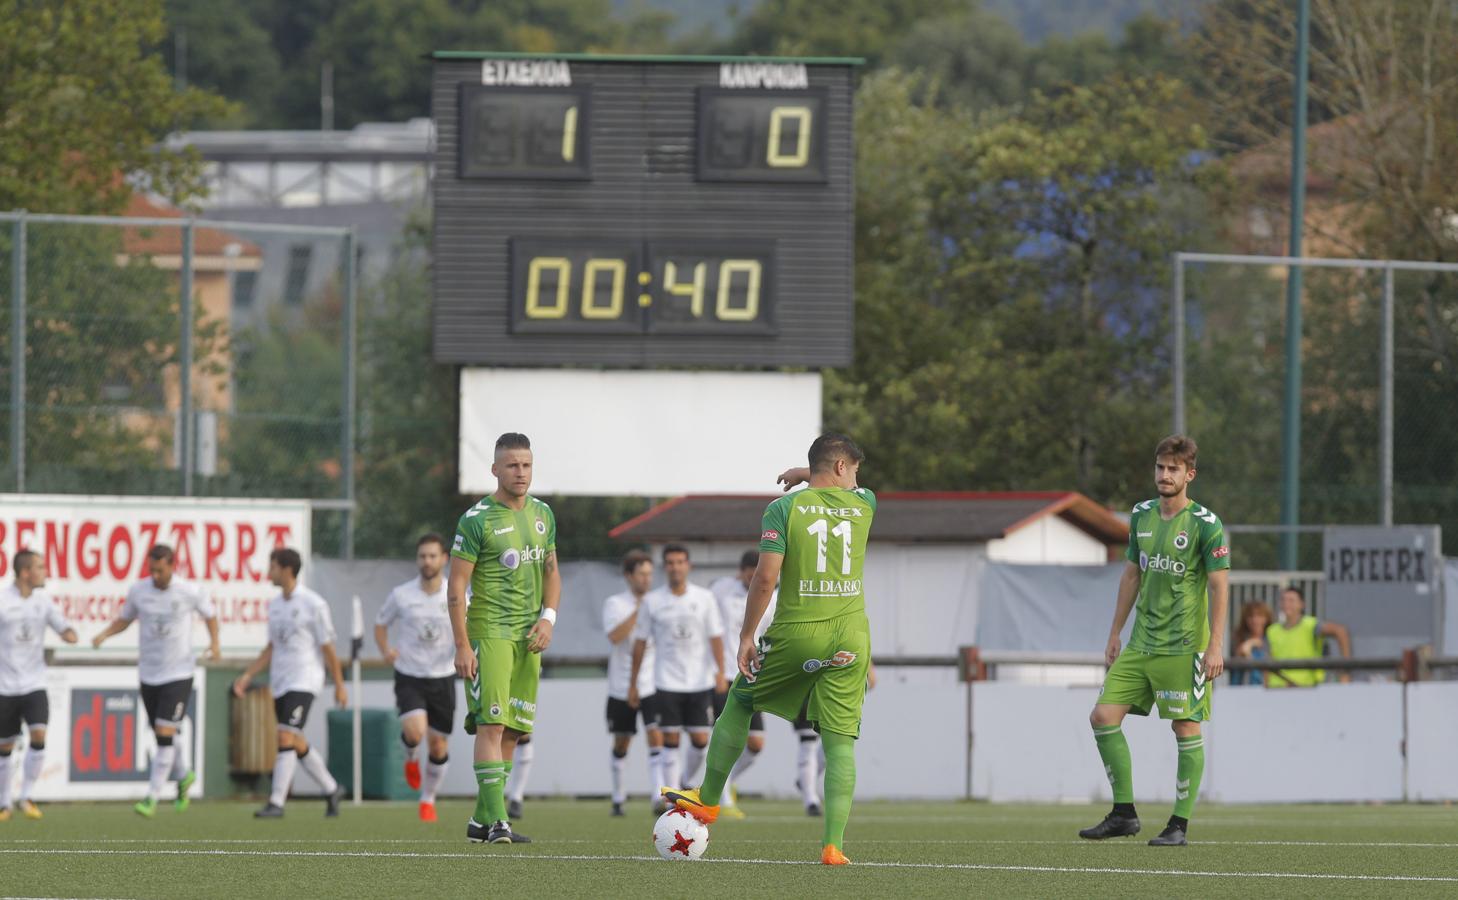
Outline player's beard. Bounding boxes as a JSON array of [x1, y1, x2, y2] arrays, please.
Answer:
[[1156, 482, 1180, 497]]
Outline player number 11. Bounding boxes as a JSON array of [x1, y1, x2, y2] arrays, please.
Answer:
[[807, 518, 852, 576]]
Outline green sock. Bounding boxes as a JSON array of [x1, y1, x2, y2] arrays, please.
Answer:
[[473, 761, 507, 824], [698, 691, 752, 806], [1173, 734, 1204, 820], [821, 731, 856, 850], [1093, 724, 1134, 804]]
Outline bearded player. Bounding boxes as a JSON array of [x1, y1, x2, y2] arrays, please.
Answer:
[[1079, 434, 1230, 847], [664, 433, 874, 866]]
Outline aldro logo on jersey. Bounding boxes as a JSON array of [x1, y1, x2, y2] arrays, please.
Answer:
[[1139, 551, 1187, 576], [499, 546, 547, 570]]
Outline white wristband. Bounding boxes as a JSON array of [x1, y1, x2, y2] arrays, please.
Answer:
[[539, 607, 557, 625]]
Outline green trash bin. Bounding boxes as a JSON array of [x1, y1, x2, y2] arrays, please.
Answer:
[[327, 708, 414, 800]]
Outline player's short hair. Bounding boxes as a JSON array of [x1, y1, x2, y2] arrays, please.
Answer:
[[808, 432, 865, 473], [1154, 434, 1198, 469], [739, 549, 759, 571], [661, 543, 690, 563], [147, 544, 175, 563], [495, 432, 531, 454], [622, 549, 652, 574], [417, 533, 447, 552], [1282, 586, 1305, 606], [270, 547, 302, 577], [12, 549, 38, 576]]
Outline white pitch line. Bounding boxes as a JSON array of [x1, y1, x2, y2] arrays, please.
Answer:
[[2, 848, 1457, 884], [9, 837, 1458, 849]]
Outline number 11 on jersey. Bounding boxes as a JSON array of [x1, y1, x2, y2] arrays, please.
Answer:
[[807, 518, 852, 576]]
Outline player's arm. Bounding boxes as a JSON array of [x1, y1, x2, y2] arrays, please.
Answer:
[[232, 644, 272, 697], [1204, 567, 1228, 679], [374, 624, 397, 664], [1104, 562, 1140, 666], [606, 600, 639, 645], [91, 616, 132, 648], [1319, 618, 1353, 682], [448, 556, 476, 679], [203, 615, 221, 661], [709, 635, 727, 693], [321, 641, 347, 707], [46, 604, 78, 644], [776, 467, 811, 491], [526, 549, 560, 654], [738, 551, 783, 681], [628, 638, 647, 709]]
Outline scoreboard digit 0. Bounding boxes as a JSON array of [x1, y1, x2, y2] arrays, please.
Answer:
[[431, 53, 859, 368]]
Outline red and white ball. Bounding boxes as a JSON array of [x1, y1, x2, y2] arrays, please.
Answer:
[[652, 809, 710, 860]]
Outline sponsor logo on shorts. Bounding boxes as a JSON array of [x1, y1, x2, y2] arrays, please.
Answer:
[[1174, 530, 1189, 550], [509, 697, 537, 714], [1212, 545, 1230, 559], [1167, 706, 1186, 714], [802, 650, 857, 673], [761, 530, 780, 541], [1155, 690, 1189, 701]]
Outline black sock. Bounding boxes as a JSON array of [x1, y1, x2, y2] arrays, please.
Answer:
[[1168, 815, 1189, 831], [1113, 802, 1137, 818]]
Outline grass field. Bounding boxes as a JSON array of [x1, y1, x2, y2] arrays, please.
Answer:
[[5, 798, 1458, 898]]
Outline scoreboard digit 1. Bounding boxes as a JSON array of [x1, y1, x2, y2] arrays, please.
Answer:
[[431, 53, 859, 368]]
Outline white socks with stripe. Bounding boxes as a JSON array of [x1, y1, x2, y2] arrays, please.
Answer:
[[683, 742, 707, 788], [269, 749, 297, 807], [422, 756, 448, 804], [19, 746, 43, 801], [507, 740, 534, 803], [610, 750, 628, 804], [297, 746, 338, 794], [648, 746, 665, 791], [661, 745, 682, 791], [148, 745, 177, 801]]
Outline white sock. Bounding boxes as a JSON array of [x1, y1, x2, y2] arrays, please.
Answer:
[[171, 730, 192, 780], [18, 746, 43, 801], [421, 756, 448, 804], [0, 753, 13, 808], [610, 750, 627, 804], [148, 745, 177, 801], [723, 748, 760, 807], [662, 744, 682, 791], [507, 740, 534, 802], [296, 746, 338, 794], [401, 733, 420, 763], [647, 746, 665, 791], [268, 750, 297, 807], [797, 737, 821, 806], [683, 742, 706, 787]]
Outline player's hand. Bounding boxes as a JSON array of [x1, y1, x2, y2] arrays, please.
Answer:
[[627, 685, 640, 709], [231, 675, 249, 698], [866, 665, 878, 692], [206, 646, 222, 662], [776, 467, 811, 491], [527, 617, 554, 653], [1202, 647, 1224, 680], [1104, 636, 1121, 667], [335, 685, 348, 707], [383, 647, 399, 665], [455, 642, 478, 680], [736, 636, 763, 683], [714, 672, 728, 694], [91, 634, 105, 649]]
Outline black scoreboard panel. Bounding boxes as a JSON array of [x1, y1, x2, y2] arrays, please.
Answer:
[[431, 54, 856, 368]]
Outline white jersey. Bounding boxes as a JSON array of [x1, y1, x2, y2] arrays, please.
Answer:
[[121, 577, 216, 686], [0, 585, 71, 695], [632, 583, 724, 693], [376, 577, 454, 679], [708, 576, 776, 667], [602, 590, 655, 700], [266, 586, 336, 697]]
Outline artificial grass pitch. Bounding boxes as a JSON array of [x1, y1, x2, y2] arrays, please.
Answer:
[[4, 799, 1457, 898]]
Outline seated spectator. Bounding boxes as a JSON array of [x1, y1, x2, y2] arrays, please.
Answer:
[[1265, 587, 1352, 687], [1229, 600, 1274, 686]]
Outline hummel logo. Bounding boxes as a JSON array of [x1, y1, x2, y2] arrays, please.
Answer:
[[1176, 779, 1190, 789], [493, 526, 515, 535], [1137, 532, 1153, 538], [1177, 790, 1189, 800]]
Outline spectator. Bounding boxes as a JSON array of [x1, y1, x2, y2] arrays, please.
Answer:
[[1265, 587, 1352, 687], [1229, 601, 1274, 686]]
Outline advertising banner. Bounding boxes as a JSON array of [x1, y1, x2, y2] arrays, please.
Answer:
[[0, 494, 310, 653]]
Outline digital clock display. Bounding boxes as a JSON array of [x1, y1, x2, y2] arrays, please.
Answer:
[[697, 88, 828, 183], [510, 240, 775, 335], [458, 85, 589, 179]]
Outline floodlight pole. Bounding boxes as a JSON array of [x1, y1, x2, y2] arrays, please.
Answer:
[[1279, 0, 1311, 570], [10, 214, 25, 493]]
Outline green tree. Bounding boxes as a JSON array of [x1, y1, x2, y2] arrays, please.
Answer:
[[723, 0, 969, 65]]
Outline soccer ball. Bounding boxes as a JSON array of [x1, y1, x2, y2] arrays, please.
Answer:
[[652, 809, 709, 860]]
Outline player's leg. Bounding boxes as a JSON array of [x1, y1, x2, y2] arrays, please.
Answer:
[[606, 697, 635, 814], [804, 623, 871, 864], [641, 694, 666, 807], [1148, 652, 1210, 847], [794, 710, 822, 814], [506, 735, 533, 818], [290, 710, 341, 814], [1, 693, 23, 817], [168, 682, 198, 809], [136, 682, 169, 816], [258, 699, 299, 816], [1079, 650, 1153, 839], [681, 690, 713, 788], [722, 712, 765, 817], [466, 638, 515, 840], [417, 677, 454, 822], [657, 692, 685, 791], [396, 672, 428, 790], [16, 692, 50, 819]]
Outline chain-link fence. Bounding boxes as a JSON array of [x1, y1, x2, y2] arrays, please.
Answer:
[[0, 212, 356, 554], [1174, 253, 1458, 569]]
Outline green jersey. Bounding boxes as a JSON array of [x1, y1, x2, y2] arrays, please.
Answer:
[[759, 486, 876, 624], [1125, 498, 1230, 655], [451, 494, 557, 641]]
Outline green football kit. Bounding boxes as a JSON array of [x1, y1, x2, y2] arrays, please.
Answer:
[[729, 486, 877, 738], [450, 494, 556, 735], [1098, 498, 1230, 720]]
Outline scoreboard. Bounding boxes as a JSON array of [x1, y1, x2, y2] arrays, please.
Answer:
[[430, 53, 858, 368]]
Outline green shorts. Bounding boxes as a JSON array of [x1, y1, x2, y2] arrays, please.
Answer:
[[1097, 649, 1211, 721], [729, 617, 870, 738], [463, 637, 540, 735]]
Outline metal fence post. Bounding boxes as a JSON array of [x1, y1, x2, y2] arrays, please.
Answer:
[[180, 221, 195, 496], [1380, 264, 1394, 526], [341, 230, 356, 559], [10, 213, 25, 493], [1173, 253, 1185, 435]]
